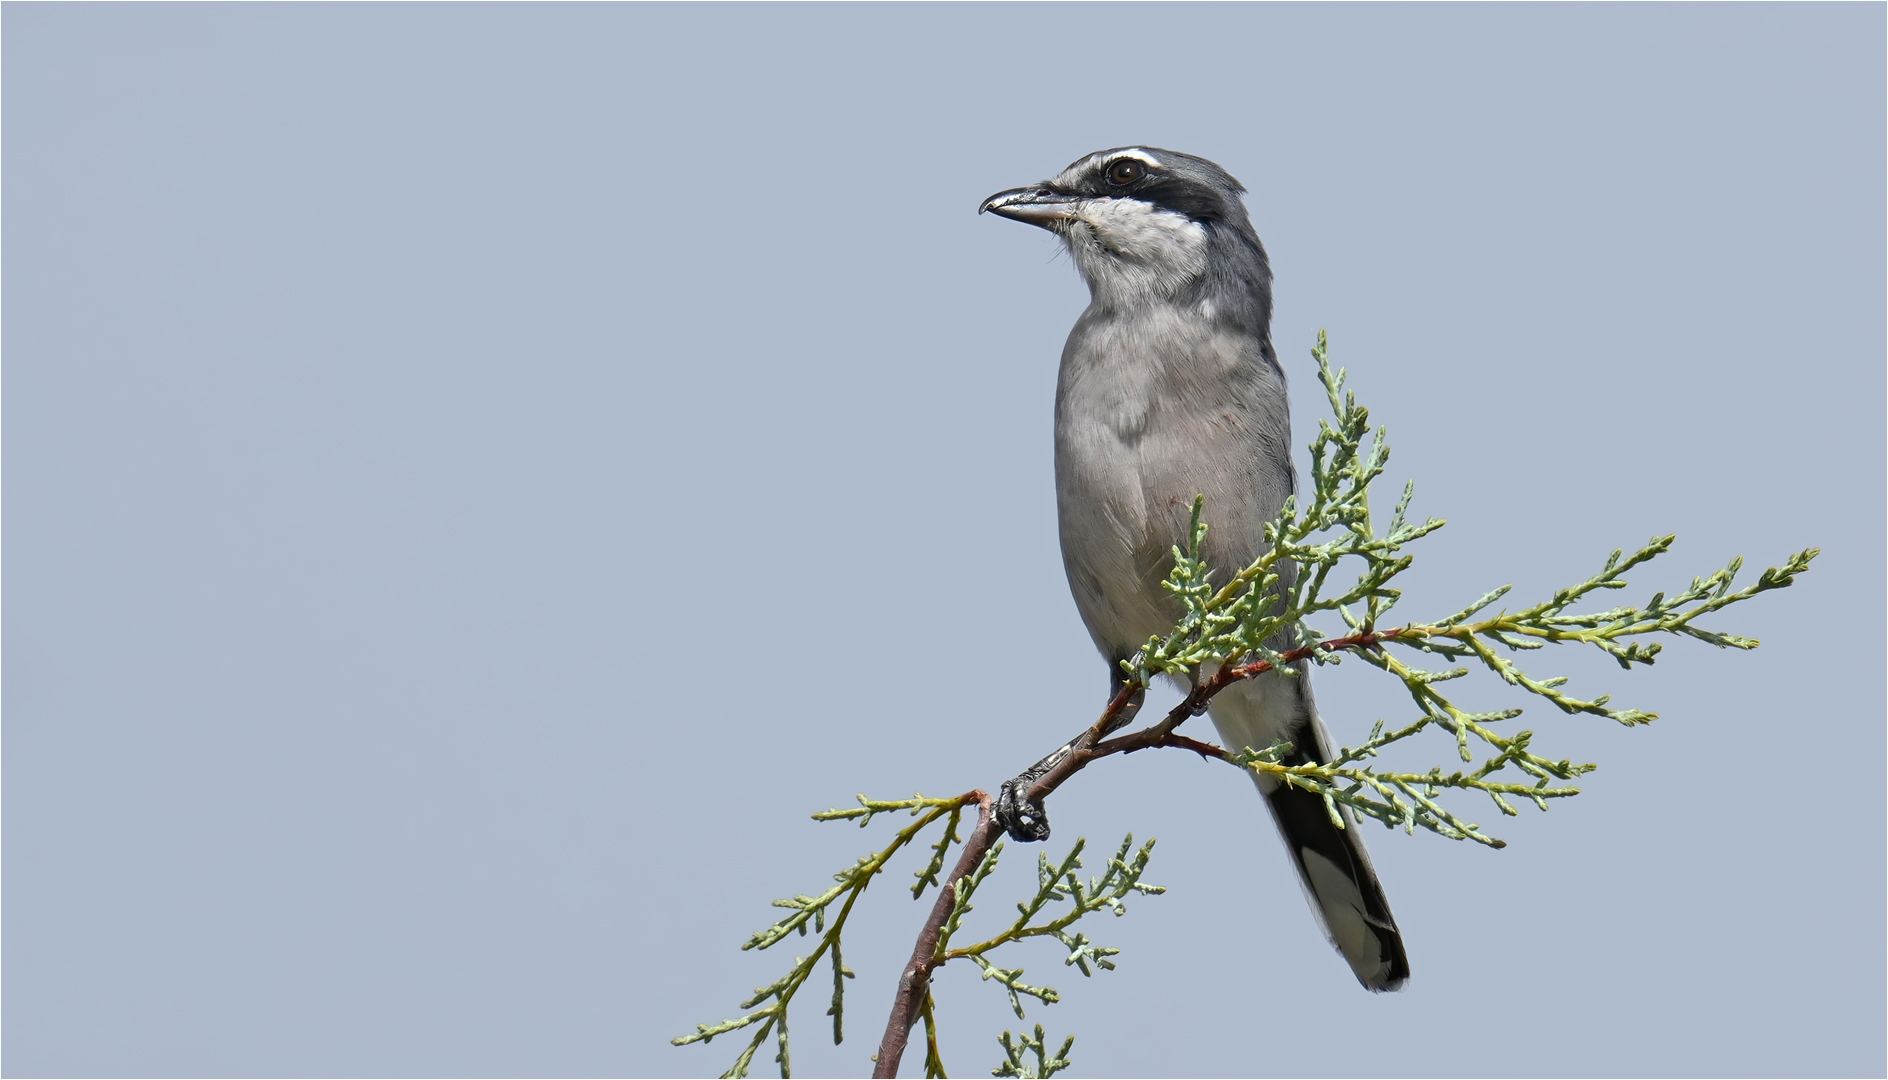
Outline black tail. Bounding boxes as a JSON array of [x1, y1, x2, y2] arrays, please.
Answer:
[[1265, 771, 1409, 991], [1192, 663, 1410, 990]]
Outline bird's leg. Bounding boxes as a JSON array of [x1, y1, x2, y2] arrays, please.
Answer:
[[995, 681, 1145, 842]]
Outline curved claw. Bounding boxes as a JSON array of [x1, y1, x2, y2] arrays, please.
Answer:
[[996, 779, 1052, 842]]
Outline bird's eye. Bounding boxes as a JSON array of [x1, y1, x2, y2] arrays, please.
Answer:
[[1105, 159, 1144, 186]]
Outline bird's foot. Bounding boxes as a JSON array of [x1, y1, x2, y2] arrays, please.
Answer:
[[995, 777, 1052, 842]]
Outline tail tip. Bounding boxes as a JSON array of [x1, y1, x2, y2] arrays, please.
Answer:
[[1350, 945, 1410, 992]]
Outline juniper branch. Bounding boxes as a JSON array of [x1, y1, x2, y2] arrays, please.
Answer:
[[671, 792, 974, 1077], [677, 330, 1816, 1078], [993, 1025, 1076, 1079]]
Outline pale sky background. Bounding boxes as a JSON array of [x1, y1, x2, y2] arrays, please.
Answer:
[[5, 5, 1883, 1078]]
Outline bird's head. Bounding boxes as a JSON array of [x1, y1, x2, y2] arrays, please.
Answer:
[[980, 146, 1264, 305]]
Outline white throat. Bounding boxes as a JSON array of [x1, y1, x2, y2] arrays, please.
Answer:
[[1059, 197, 1208, 307]]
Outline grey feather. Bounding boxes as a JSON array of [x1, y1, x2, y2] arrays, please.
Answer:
[[984, 146, 1409, 991]]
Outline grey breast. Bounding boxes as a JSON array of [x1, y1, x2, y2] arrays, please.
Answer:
[[1053, 298, 1295, 663]]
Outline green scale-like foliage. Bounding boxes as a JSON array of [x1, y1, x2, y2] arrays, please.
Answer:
[[673, 332, 1817, 1077]]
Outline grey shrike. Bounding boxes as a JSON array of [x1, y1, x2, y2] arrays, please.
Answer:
[[979, 146, 1409, 991]]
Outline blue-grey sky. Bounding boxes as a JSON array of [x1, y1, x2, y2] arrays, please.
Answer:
[[5, 5, 1882, 1078]]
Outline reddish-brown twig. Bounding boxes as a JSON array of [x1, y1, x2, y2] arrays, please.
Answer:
[[869, 625, 1407, 1076], [871, 792, 995, 1078]]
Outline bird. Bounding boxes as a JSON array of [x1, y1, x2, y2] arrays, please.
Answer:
[[979, 146, 1409, 991]]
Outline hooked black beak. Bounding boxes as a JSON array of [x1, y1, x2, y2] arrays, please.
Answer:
[[979, 185, 1079, 230]]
